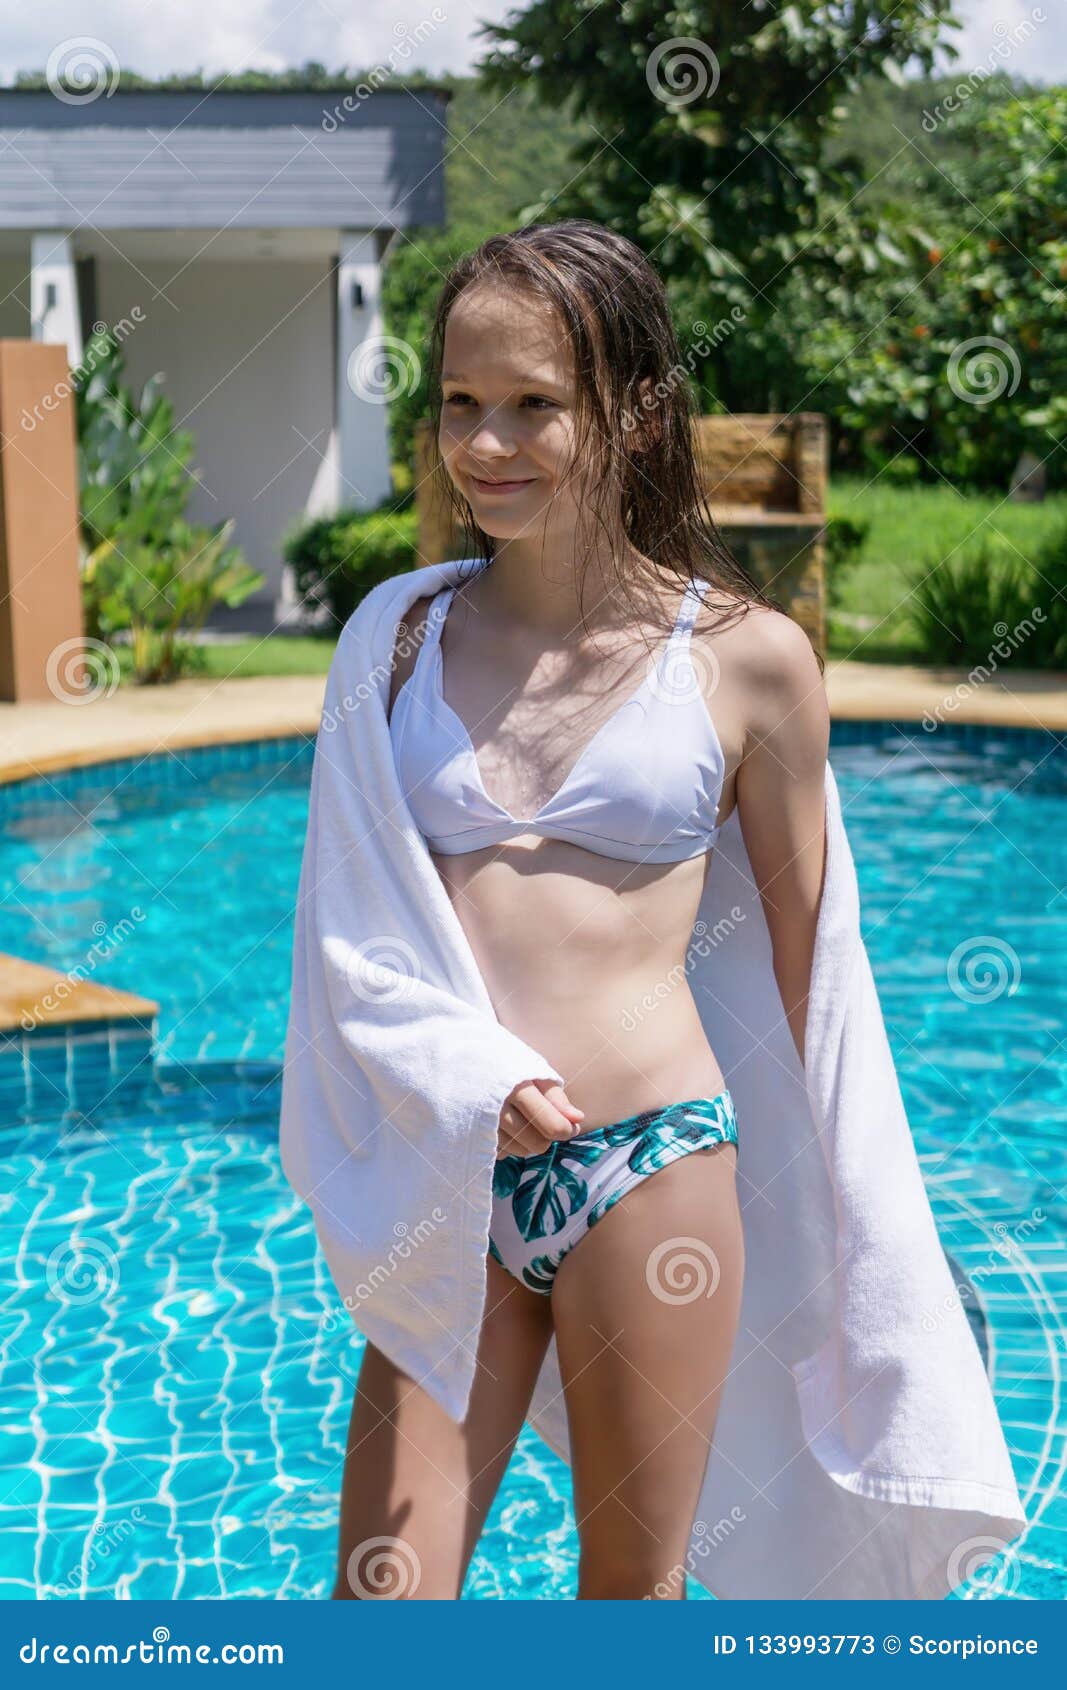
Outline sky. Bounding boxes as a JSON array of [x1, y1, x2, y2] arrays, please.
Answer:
[[0, 0, 1063, 89]]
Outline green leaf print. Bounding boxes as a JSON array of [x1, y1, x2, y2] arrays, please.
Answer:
[[522, 1254, 561, 1293], [586, 1187, 627, 1230], [513, 1157, 589, 1241], [626, 1102, 736, 1175], [492, 1157, 523, 1200], [628, 1127, 695, 1176], [553, 1133, 609, 1167]]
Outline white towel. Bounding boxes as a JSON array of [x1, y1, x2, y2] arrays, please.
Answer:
[[279, 555, 1027, 1600]]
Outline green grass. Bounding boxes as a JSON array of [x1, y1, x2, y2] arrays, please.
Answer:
[[826, 475, 1067, 663], [181, 636, 336, 680], [109, 635, 337, 684]]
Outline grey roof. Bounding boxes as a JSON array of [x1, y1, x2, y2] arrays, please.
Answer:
[[0, 88, 449, 230]]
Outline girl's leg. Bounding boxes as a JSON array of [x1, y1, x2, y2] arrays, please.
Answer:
[[332, 1253, 554, 1599], [550, 1141, 743, 1599]]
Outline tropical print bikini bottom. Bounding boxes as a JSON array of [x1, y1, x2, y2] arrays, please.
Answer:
[[487, 1090, 739, 1296]]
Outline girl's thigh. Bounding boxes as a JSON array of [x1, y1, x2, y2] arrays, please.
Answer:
[[332, 1253, 554, 1600], [550, 1142, 743, 1599]]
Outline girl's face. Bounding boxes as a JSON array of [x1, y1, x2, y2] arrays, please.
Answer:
[[438, 283, 602, 544]]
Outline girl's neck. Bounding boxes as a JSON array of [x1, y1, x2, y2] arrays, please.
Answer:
[[478, 538, 665, 637]]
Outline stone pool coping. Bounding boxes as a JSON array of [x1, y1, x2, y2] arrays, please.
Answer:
[[1, 660, 1066, 789], [0, 951, 159, 1035]]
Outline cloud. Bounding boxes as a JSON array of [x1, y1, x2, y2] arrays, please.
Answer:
[[1, 0, 1063, 88]]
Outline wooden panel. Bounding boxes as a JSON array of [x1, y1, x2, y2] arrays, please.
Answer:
[[0, 339, 83, 702], [694, 413, 827, 514]]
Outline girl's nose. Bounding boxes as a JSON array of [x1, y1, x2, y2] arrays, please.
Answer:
[[468, 422, 515, 456]]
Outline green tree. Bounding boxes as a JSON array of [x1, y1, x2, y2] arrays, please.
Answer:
[[795, 82, 1067, 487], [475, 0, 961, 411]]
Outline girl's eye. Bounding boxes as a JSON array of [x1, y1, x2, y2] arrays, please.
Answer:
[[442, 393, 557, 409]]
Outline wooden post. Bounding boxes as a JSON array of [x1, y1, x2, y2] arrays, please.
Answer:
[[0, 340, 84, 702]]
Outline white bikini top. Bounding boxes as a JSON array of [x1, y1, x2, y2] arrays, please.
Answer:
[[390, 565, 726, 863]]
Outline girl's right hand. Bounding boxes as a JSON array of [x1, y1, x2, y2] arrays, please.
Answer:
[[497, 1079, 585, 1159]]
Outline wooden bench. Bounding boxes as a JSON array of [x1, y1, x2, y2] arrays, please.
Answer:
[[694, 412, 827, 651]]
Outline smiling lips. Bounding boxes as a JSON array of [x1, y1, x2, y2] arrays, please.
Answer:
[[469, 474, 536, 495]]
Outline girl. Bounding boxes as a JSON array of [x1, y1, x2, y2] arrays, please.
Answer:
[[330, 219, 828, 1599]]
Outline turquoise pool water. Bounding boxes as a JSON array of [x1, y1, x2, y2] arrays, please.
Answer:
[[0, 723, 1064, 1599]]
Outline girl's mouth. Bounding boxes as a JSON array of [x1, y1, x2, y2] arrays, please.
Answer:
[[469, 475, 537, 495]]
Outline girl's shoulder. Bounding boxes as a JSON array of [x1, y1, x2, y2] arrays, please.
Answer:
[[691, 592, 827, 755], [692, 591, 821, 686]]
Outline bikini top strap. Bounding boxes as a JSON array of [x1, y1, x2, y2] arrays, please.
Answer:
[[420, 584, 453, 652], [417, 560, 489, 679], [671, 575, 708, 645], [396, 587, 448, 708]]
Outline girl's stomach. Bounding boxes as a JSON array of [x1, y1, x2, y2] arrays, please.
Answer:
[[431, 836, 727, 1132]]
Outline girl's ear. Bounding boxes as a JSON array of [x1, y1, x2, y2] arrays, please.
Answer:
[[626, 376, 663, 454]]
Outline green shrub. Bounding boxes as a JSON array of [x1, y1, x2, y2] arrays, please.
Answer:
[[824, 514, 871, 610], [1027, 518, 1067, 668], [74, 328, 261, 673], [283, 499, 419, 629], [84, 514, 263, 684], [74, 331, 197, 554], [908, 530, 1067, 669]]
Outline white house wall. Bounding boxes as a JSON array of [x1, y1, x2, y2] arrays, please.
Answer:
[[95, 254, 335, 610]]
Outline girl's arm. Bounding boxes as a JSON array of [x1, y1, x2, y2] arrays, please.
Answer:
[[733, 612, 831, 1068]]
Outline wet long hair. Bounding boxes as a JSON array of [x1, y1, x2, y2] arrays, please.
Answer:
[[424, 219, 819, 669]]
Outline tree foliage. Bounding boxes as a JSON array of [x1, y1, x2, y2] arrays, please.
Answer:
[[475, 1, 962, 409], [795, 82, 1067, 486]]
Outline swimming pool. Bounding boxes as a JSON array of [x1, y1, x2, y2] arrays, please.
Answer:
[[0, 722, 1064, 1598]]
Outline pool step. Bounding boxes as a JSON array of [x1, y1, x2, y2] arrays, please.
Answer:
[[0, 950, 158, 1121]]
